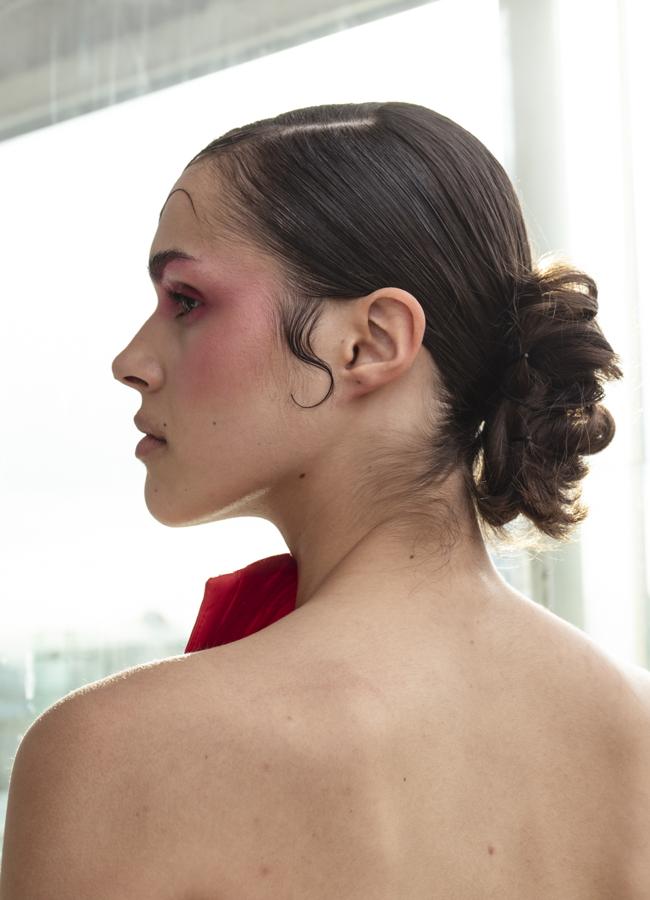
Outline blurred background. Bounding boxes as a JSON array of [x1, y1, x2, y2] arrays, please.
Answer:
[[0, 0, 648, 850]]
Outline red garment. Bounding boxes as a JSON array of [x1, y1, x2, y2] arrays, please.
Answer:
[[184, 553, 298, 653]]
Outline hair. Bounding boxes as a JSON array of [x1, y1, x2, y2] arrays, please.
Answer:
[[182, 101, 623, 555]]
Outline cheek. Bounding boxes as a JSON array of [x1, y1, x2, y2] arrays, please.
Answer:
[[176, 318, 279, 406]]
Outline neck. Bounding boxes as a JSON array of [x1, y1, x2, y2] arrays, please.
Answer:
[[287, 513, 505, 619]]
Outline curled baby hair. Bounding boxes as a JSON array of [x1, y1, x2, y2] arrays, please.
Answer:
[[184, 101, 624, 553]]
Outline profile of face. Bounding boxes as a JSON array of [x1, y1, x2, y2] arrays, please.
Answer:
[[111, 163, 336, 528], [112, 158, 433, 539]]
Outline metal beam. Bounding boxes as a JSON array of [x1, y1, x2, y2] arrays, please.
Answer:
[[0, 0, 435, 142]]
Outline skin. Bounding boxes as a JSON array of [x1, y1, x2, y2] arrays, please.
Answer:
[[111, 161, 511, 616], [4, 161, 648, 900]]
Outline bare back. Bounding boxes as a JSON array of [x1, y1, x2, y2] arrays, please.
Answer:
[[118, 586, 650, 899]]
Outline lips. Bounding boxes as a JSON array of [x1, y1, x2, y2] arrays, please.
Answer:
[[134, 414, 167, 442]]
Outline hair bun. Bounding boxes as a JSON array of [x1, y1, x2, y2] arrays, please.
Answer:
[[474, 254, 623, 544]]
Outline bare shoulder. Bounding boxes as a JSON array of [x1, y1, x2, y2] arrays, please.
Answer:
[[512, 589, 650, 761], [609, 657, 650, 893], [511, 593, 650, 878], [134, 606, 650, 899], [23, 603, 650, 900], [1, 655, 206, 900], [5, 651, 248, 898], [87, 639, 400, 898], [618, 654, 650, 715]]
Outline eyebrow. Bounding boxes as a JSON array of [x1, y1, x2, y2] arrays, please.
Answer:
[[148, 249, 198, 283]]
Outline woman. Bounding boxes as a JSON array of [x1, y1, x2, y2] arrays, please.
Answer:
[[3, 102, 649, 899]]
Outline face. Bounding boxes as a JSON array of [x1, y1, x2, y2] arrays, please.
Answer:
[[111, 163, 329, 526]]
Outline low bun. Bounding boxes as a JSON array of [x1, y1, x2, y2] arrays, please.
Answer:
[[471, 255, 623, 544]]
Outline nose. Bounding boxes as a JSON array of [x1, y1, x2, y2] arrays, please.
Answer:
[[111, 344, 163, 392]]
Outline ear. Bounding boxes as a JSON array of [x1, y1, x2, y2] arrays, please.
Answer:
[[337, 288, 427, 396]]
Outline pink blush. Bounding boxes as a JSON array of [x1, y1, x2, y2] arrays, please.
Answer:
[[180, 313, 275, 401]]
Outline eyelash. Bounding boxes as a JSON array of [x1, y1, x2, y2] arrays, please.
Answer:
[[169, 291, 201, 318]]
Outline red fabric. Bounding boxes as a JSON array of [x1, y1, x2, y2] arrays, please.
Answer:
[[184, 553, 298, 653]]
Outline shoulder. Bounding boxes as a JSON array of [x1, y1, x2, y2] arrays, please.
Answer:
[[543, 613, 650, 869], [615, 658, 650, 774], [620, 656, 650, 713], [0, 675, 126, 897], [609, 659, 650, 894], [0, 651, 240, 899]]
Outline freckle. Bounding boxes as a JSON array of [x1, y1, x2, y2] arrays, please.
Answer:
[[470, 639, 475, 645], [162, 422, 167, 427], [262, 761, 270, 771], [204, 753, 209, 760], [356, 380, 361, 384], [212, 421, 216, 425], [488, 844, 495, 855], [299, 473, 306, 478], [286, 715, 293, 721], [259, 864, 271, 877], [403, 776, 407, 782], [409, 554, 414, 559]]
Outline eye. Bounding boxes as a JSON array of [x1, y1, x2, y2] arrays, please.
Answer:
[[169, 291, 201, 318]]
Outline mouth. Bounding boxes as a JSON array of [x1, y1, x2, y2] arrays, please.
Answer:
[[135, 433, 168, 458], [133, 414, 168, 443]]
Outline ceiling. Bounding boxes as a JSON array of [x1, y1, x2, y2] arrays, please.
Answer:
[[0, 0, 435, 142]]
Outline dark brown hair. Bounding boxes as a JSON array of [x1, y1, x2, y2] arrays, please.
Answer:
[[184, 101, 623, 553]]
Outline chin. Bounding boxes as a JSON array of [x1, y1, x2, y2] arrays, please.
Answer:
[[143, 486, 192, 527], [143, 477, 269, 527], [143, 491, 229, 528]]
